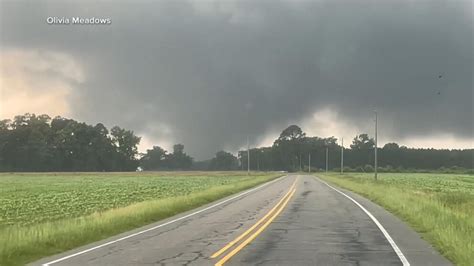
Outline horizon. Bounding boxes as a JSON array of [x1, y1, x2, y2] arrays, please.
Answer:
[[1, 113, 472, 163]]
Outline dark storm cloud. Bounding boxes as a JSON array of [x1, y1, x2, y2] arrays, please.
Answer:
[[1, 0, 472, 158]]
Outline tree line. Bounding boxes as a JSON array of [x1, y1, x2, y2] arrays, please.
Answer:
[[0, 114, 141, 171], [0, 114, 472, 172], [0, 114, 196, 172], [235, 125, 473, 172]]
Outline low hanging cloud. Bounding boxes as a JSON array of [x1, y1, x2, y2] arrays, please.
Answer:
[[1, 0, 472, 158]]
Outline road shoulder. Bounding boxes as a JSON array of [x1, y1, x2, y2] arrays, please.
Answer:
[[315, 175, 452, 266]]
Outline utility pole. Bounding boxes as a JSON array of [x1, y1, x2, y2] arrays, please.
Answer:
[[308, 153, 311, 173], [374, 110, 378, 180], [341, 138, 344, 174], [325, 147, 328, 173], [247, 135, 250, 175]]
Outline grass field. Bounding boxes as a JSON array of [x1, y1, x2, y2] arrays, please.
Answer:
[[318, 173, 474, 266], [0, 171, 281, 266]]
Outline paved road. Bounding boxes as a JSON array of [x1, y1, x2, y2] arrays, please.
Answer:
[[34, 175, 450, 266]]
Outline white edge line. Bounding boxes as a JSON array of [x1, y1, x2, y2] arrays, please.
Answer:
[[42, 175, 287, 266], [316, 178, 410, 266]]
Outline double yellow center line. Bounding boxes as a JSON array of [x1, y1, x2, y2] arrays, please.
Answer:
[[211, 178, 298, 266]]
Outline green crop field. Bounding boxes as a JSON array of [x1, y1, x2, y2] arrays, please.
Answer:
[[0, 171, 281, 266], [318, 173, 474, 265]]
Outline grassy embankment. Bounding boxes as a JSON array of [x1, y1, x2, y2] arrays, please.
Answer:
[[0, 171, 281, 266], [318, 173, 474, 265]]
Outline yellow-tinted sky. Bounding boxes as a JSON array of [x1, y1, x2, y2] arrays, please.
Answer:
[[0, 49, 84, 119]]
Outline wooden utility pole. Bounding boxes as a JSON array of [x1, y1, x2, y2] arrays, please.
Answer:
[[247, 136, 250, 175], [374, 111, 378, 180], [325, 147, 328, 172]]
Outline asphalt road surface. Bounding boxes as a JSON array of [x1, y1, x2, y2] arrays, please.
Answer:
[[34, 175, 451, 266]]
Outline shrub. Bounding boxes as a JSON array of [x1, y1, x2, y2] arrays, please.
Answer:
[[343, 166, 354, 172], [364, 164, 374, 172]]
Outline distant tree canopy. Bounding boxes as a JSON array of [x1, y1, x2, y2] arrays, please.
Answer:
[[350, 134, 375, 150], [208, 151, 239, 171], [0, 113, 140, 171], [139, 144, 193, 170], [1, 114, 472, 172], [238, 125, 473, 172], [139, 146, 167, 170], [276, 125, 306, 142]]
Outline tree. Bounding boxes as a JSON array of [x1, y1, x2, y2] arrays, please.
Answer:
[[0, 120, 11, 170], [273, 125, 307, 171], [383, 143, 400, 150], [276, 125, 306, 142], [163, 143, 193, 170], [140, 146, 167, 170], [350, 134, 375, 150], [209, 151, 239, 170], [111, 126, 141, 159], [111, 126, 141, 171], [139, 144, 193, 171], [173, 144, 184, 155]]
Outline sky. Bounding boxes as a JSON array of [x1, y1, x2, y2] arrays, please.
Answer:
[[0, 0, 473, 159]]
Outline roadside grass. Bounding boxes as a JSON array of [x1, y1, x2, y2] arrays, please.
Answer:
[[0, 171, 270, 227], [318, 173, 474, 266], [0, 172, 281, 266]]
